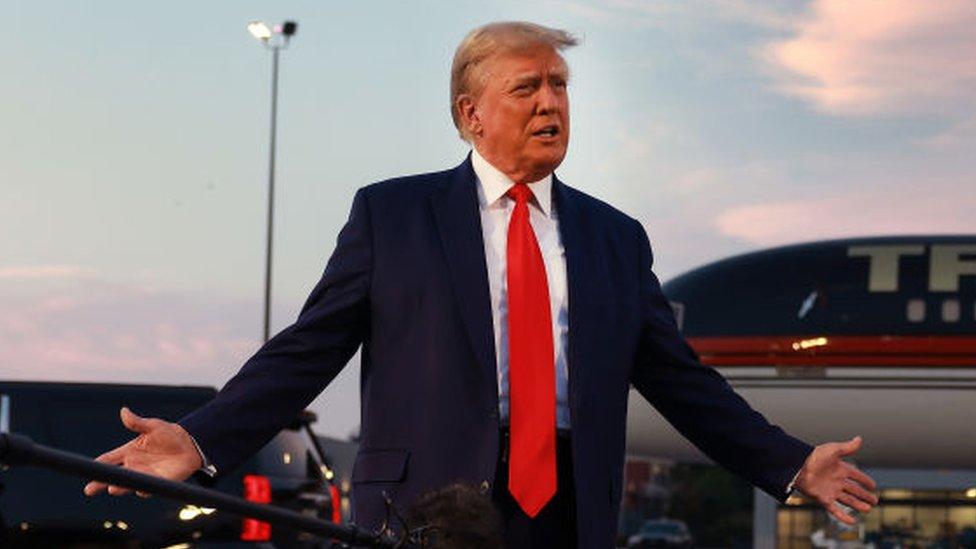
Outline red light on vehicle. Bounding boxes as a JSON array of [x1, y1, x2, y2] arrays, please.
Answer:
[[243, 475, 272, 503], [329, 484, 341, 523], [241, 474, 272, 541], [241, 518, 271, 542]]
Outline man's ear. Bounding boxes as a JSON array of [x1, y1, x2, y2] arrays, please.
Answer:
[[456, 95, 481, 137]]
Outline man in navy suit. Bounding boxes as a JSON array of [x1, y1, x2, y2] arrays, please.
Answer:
[[85, 22, 878, 547]]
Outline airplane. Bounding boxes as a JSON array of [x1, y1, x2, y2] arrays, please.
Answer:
[[626, 235, 976, 469]]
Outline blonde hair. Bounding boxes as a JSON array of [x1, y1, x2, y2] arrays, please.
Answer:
[[450, 22, 578, 141]]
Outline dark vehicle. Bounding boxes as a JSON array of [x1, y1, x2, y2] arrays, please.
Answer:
[[626, 519, 693, 548], [0, 381, 340, 548]]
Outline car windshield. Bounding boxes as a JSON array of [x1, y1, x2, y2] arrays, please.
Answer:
[[642, 522, 685, 535]]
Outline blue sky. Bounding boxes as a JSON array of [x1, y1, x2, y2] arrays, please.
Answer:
[[2, 0, 973, 439]]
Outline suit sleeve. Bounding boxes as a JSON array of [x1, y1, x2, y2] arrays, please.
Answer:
[[628, 221, 812, 501], [179, 188, 373, 474]]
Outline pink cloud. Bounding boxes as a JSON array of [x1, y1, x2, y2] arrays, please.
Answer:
[[715, 182, 976, 246], [0, 265, 96, 279], [764, 0, 976, 116], [0, 274, 362, 439], [0, 280, 260, 384]]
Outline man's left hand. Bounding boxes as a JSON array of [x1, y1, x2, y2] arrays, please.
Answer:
[[794, 436, 879, 525]]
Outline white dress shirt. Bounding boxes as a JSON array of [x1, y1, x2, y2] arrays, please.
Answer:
[[471, 148, 572, 430]]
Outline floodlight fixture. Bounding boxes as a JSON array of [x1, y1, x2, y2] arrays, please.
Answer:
[[247, 21, 272, 41]]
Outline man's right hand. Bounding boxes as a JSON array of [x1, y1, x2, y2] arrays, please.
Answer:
[[83, 406, 203, 497]]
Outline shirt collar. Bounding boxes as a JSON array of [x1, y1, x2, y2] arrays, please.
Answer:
[[471, 147, 553, 217]]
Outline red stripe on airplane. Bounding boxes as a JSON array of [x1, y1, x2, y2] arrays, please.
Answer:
[[686, 335, 976, 367]]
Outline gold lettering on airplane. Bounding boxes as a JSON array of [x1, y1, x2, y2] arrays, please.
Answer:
[[930, 245, 976, 292], [847, 245, 925, 292], [848, 244, 976, 292]]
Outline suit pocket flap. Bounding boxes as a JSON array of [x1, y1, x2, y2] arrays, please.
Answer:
[[352, 449, 410, 484]]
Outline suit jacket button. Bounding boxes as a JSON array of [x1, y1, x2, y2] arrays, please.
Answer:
[[480, 480, 490, 493]]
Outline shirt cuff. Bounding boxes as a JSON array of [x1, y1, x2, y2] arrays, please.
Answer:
[[188, 434, 218, 477], [785, 468, 802, 496]]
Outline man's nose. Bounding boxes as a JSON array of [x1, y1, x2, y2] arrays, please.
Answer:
[[535, 84, 561, 115]]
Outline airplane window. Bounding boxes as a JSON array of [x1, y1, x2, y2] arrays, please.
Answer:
[[669, 302, 685, 331], [941, 299, 960, 323], [906, 299, 926, 322]]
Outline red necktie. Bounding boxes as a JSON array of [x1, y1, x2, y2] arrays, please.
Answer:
[[506, 183, 557, 518]]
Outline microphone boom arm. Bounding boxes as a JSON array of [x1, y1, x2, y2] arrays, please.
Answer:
[[0, 432, 403, 548]]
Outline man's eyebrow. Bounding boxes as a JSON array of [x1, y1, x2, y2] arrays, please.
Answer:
[[547, 69, 570, 83], [508, 69, 569, 85], [509, 73, 542, 85]]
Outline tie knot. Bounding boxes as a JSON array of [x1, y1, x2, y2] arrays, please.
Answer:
[[507, 184, 532, 204]]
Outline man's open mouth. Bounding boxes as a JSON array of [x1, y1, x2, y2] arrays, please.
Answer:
[[532, 125, 560, 138]]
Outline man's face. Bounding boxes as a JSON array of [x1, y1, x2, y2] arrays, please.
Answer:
[[468, 45, 570, 184]]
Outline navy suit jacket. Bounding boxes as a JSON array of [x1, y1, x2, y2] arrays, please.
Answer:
[[180, 156, 812, 547]]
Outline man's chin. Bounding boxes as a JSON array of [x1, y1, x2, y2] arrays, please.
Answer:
[[525, 146, 567, 172]]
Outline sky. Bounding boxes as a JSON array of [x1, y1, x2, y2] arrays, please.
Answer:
[[2, 0, 974, 440]]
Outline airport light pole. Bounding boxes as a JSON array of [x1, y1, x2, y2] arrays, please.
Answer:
[[247, 20, 297, 343]]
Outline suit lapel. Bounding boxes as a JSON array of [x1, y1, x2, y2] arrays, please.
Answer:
[[553, 176, 590, 415], [429, 157, 498, 386], [552, 176, 584, 316]]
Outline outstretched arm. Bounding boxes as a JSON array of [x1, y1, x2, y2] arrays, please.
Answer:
[[84, 188, 373, 495], [178, 187, 373, 474], [629, 222, 876, 520]]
